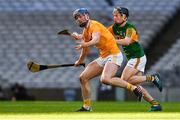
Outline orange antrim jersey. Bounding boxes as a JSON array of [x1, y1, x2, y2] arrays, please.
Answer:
[[83, 20, 120, 58]]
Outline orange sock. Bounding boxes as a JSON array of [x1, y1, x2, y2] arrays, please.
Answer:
[[83, 99, 91, 108], [127, 83, 135, 92]]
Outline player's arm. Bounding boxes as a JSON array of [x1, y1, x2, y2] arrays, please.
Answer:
[[84, 32, 100, 46], [75, 32, 100, 49], [75, 47, 89, 66], [116, 28, 135, 46], [116, 37, 132, 45]]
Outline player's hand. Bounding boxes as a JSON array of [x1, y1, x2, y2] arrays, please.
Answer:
[[71, 32, 82, 40], [75, 44, 82, 50], [74, 60, 83, 67], [75, 41, 88, 50]]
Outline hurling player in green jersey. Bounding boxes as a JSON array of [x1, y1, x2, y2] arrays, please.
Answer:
[[108, 7, 162, 111]]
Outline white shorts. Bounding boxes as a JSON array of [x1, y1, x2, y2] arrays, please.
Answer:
[[95, 53, 123, 67], [127, 55, 147, 72]]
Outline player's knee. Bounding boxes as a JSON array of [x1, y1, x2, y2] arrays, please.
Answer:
[[79, 74, 85, 84], [100, 76, 111, 85], [121, 75, 128, 81], [128, 76, 138, 83], [79, 74, 87, 84]]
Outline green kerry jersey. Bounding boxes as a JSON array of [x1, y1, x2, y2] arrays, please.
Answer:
[[112, 22, 145, 60]]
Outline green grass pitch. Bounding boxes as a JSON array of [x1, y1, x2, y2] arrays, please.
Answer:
[[0, 101, 180, 120]]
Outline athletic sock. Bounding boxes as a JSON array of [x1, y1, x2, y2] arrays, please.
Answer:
[[150, 100, 159, 106], [83, 99, 91, 109], [127, 83, 135, 92], [146, 75, 155, 82]]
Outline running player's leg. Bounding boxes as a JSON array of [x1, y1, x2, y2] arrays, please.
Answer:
[[100, 53, 142, 101], [126, 74, 162, 92], [124, 74, 162, 92], [127, 72, 161, 110], [121, 61, 162, 111], [129, 73, 162, 111], [124, 56, 162, 92], [141, 87, 162, 111], [77, 60, 103, 111], [130, 73, 163, 92]]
